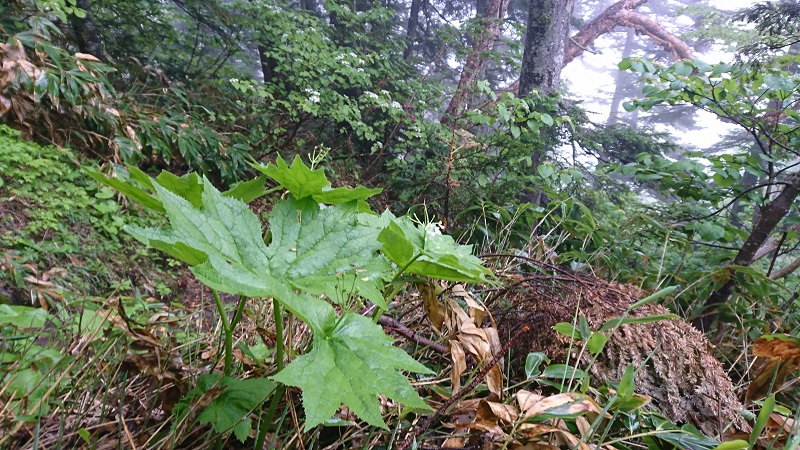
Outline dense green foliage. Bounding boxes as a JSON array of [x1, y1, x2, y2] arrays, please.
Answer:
[[4, 0, 800, 448]]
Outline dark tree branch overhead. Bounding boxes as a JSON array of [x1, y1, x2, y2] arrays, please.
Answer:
[[565, 0, 694, 64]]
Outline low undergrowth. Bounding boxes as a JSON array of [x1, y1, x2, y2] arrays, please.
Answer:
[[2, 130, 798, 450]]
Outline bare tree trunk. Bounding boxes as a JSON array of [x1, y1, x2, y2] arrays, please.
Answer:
[[69, 0, 105, 60], [302, 0, 317, 14], [258, 44, 277, 83], [441, 0, 509, 126], [502, 0, 691, 97], [403, 0, 423, 59], [518, 0, 577, 95], [770, 256, 800, 280]]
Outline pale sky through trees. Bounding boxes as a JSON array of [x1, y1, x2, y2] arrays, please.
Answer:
[[564, 0, 759, 150]]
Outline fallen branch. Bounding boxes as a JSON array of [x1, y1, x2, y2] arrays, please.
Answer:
[[378, 315, 448, 354]]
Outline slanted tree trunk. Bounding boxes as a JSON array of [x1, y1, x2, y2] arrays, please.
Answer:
[[694, 173, 800, 331], [69, 0, 105, 60], [518, 0, 577, 95], [441, 0, 509, 126]]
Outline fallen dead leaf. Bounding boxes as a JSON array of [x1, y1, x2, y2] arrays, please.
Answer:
[[450, 340, 466, 393]]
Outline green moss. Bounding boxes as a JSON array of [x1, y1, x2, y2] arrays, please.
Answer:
[[0, 125, 177, 298]]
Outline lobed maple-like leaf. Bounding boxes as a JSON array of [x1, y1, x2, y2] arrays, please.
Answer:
[[124, 175, 430, 430], [364, 211, 491, 282], [254, 155, 381, 204], [272, 304, 433, 430]]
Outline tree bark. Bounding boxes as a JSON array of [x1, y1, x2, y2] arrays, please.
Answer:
[[749, 223, 800, 263], [257, 44, 277, 83], [403, 0, 423, 59], [693, 173, 800, 331], [770, 256, 800, 280], [69, 0, 105, 61], [441, 0, 509, 126], [501, 0, 692, 96], [518, 0, 577, 95]]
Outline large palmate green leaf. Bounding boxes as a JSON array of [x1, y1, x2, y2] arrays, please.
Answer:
[[255, 155, 381, 204], [364, 211, 491, 282], [272, 303, 433, 430], [123, 175, 429, 429]]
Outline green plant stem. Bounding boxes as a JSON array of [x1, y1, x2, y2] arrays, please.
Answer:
[[254, 384, 285, 450], [392, 253, 422, 284], [373, 282, 403, 322], [273, 299, 284, 371], [254, 299, 286, 450], [372, 253, 423, 323], [231, 295, 248, 330], [212, 289, 233, 375]]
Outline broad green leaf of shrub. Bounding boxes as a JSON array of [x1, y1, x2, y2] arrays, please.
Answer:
[[87, 165, 268, 213], [0, 305, 47, 328], [3, 368, 54, 420], [174, 374, 275, 442], [255, 155, 381, 204], [223, 175, 272, 203], [366, 212, 490, 282], [85, 167, 165, 212], [272, 304, 433, 430]]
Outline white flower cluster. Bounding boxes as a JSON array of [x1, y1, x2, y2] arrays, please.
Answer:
[[229, 78, 239, 83], [305, 87, 320, 103], [425, 222, 443, 239]]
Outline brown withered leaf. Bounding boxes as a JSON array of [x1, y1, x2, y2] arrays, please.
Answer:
[[449, 398, 483, 415], [516, 390, 545, 413], [746, 335, 800, 404], [486, 365, 504, 399], [450, 340, 467, 393], [753, 335, 800, 359], [746, 358, 800, 404], [456, 321, 492, 361], [418, 282, 446, 331], [517, 422, 561, 439], [442, 407, 474, 449], [74, 52, 101, 61], [451, 284, 486, 325], [477, 400, 519, 424], [521, 393, 605, 420], [551, 419, 590, 450]]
